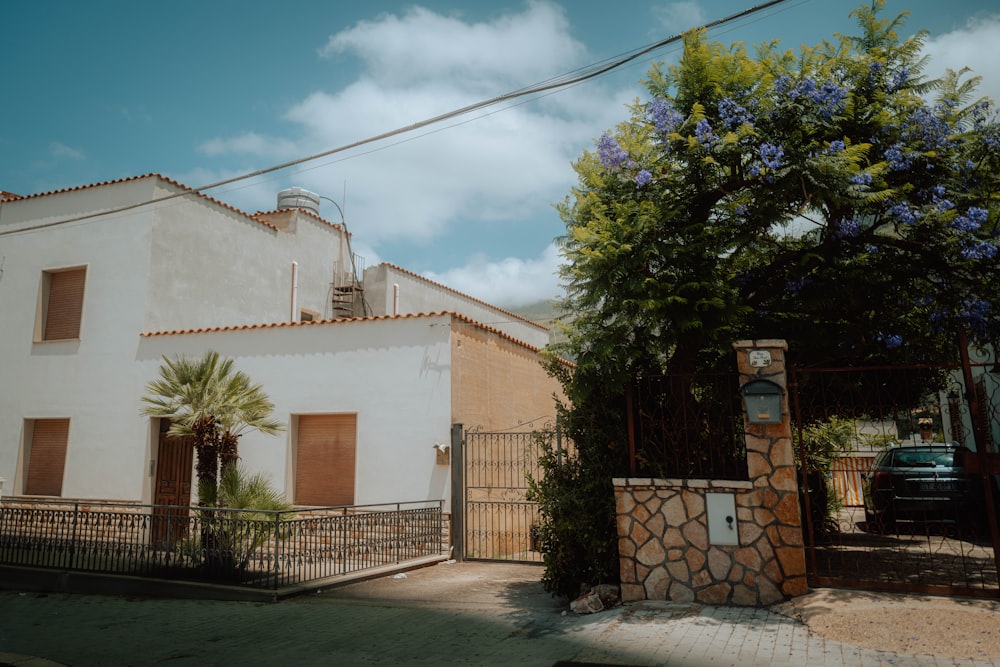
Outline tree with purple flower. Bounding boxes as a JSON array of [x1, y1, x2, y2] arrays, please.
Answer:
[[544, 0, 1000, 600]]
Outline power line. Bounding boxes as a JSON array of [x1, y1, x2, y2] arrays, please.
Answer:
[[1, 0, 793, 237]]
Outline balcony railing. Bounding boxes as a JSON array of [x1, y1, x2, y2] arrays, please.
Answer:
[[0, 498, 445, 590]]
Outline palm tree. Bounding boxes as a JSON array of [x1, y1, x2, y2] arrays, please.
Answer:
[[141, 351, 284, 506], [214, 369, 284, 481], [211, 465, 295, 573]]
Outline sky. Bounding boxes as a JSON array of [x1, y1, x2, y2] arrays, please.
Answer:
[[2, 0, 999, 310]]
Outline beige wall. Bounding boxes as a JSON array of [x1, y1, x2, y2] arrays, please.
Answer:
[[450, 321, 563, 431]]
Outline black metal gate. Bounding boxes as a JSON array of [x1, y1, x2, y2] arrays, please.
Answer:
[[793, 357, 1000, 597], [459, 427, 548, 563]]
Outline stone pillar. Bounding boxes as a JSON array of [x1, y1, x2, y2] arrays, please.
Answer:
[[732, 339, 808, 599], [612, 339, 809, 607]]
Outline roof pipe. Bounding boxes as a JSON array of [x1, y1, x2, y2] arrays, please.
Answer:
[[393, 283, 399, 316], [290, 261, 299, 321]]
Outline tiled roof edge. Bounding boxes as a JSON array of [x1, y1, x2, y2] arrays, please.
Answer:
[[1, 174, 280, 231], [253, 206, 346, 233], [379, 262, 550, 332], [139, 312, 573, 366]]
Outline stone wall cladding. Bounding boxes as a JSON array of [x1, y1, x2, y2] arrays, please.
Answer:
[[613, 340, 809, 607]]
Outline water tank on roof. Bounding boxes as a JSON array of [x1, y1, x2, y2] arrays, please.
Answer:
[[277, 187, 321, 215]]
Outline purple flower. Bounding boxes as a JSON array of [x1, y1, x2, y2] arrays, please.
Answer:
[[867, 61, 884, 88], [759, 143, 785, 169], [970, 100, 992, 133], [718, 97, 753, 130], [695, 118, 717, 146], [786, 77, 847, 118], [597, 133, 630, 169], [836, 219, 861, 238], [889, 202, 918, 225], [878, 333, 903, 350], [885, 144, 911, 171], [823, 140, 846, 155], [815, 82, 848, 119], [634, 170, 653, 187], [887, 67, 910, 92], [961, 240, 998, 260], [967, 207, 989, 225], [952, 215, 981, 233], [647, 98, 684, 135], [902, 106, 952, 150], [850, 172, 872, 186]]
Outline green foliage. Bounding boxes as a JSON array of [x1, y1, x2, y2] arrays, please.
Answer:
[[797, 417, 854, 529], [798, 416, 856, 472], [556, 1, 1000, 379], [526, 425, 620, 599], [217, 465, 294, 515], [539, 1, 1000, 596], [179, 466, 294, 577]]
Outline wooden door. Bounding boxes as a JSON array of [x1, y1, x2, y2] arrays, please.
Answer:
[[295, 414, 357, 506], [152, 425, 194, 549]]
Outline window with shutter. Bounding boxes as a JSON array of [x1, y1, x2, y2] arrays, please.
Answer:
[[294, 414, 357, 506], [24, 418, 70, 496], [36, 267, 86, 341]]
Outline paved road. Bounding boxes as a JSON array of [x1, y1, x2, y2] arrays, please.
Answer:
[[1, 561, 998, 666]]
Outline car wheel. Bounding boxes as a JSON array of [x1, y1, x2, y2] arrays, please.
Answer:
[[866, 508, 892, 533]]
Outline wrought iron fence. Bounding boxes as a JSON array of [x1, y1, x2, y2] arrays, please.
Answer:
[[0, 499, 444, 590], [626, 373, 748, 480], [464, 428, 552, 562], [791, 363, 1000, 596]]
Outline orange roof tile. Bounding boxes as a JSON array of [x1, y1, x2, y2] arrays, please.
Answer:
[[379, 263, 550, 332], [254, 206, 347, 234], [139, 310, 552, 354], [0, 174, 343, 234]]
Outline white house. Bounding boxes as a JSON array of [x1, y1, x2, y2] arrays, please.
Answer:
[[0, 175, 563, 510]]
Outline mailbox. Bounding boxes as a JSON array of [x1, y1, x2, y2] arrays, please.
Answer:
[[741, 378, 783, 424]]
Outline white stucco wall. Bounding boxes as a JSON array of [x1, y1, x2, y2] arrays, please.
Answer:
[[145, 181, 345, 330], [136, 315, 455, 507], [364, 263, 551, 349], [0, 181, 159, 499], [0, 176, 354, 500]]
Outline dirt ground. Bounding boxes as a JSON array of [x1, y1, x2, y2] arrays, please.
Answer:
[[343, 561, 1000, 661], [773, 587, 1000, 661]]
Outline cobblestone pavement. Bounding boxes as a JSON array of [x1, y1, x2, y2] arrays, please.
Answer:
[[1, 562, 999, 666]]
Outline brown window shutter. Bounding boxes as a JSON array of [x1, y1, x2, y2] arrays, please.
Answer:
[[44, 268, 86, 340], [25, 418, 70, 496], [295, 414, 357, 506]]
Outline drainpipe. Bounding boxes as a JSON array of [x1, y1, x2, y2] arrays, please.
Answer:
[[290, 261, 299, 321], [393, 283, 399, 316]]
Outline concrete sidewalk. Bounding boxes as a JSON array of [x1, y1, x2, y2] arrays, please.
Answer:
[[1, 561, 997, 666]]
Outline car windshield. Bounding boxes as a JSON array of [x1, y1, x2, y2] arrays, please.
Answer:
[[892, 450, 955, 467]]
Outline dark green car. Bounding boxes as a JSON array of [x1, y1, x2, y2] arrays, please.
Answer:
[[861, 443, 980, 531]]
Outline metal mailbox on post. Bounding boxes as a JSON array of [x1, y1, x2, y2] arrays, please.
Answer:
[[741, 378, 783, 424]]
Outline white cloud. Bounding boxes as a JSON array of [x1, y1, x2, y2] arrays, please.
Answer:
[[198, 132, 300, 159], [652, 1, 707, 34], [318, 2, 586, 92], [922, 14, 1000, 105], [49, 141, 84, 161], [196, 1, 633, 308], [422, 242, 564, 308]]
